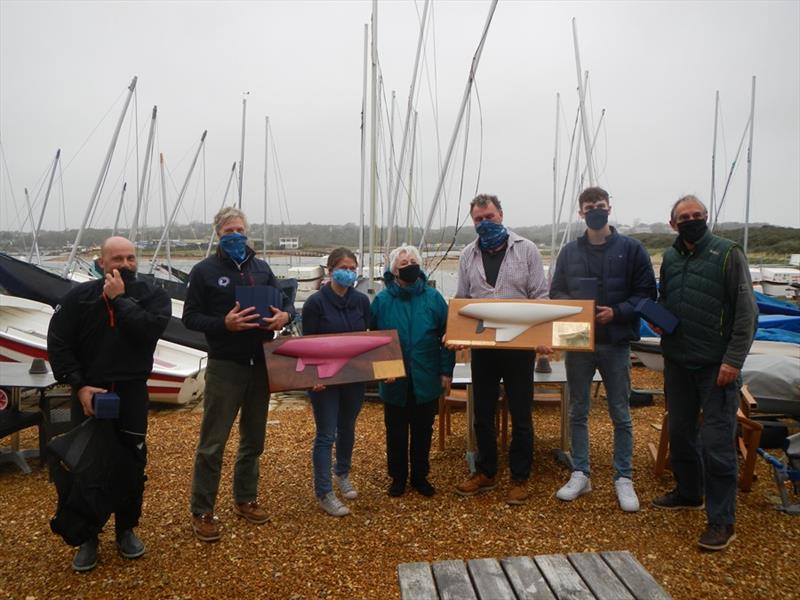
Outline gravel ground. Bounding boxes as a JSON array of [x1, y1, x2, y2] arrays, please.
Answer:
[[1, 367, 798, 600]]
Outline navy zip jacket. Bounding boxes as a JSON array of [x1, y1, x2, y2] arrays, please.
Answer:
[[47, 276, 171, 388], [550, 227, 657, 345], [301, 283, 371, 336], [182, 247, 295, 364]]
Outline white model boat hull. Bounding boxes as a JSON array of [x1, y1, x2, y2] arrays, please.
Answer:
[[459, 302, 583, 342]]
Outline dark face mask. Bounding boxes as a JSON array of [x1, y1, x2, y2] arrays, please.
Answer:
[[113, 267, 138, 284], [677, 219, 708, 244], [584, 207, 609, 230], [397, 264, 421, 283]]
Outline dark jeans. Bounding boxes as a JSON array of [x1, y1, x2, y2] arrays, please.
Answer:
[[664, 359, 739, 526], [190, 359, 269, 515], [471, 349, 535, 480], [70, 379, 148, 535], [383, 390, 437, 484]]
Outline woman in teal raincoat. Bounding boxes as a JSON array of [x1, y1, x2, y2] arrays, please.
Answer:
[[370, 245, 455, 497]]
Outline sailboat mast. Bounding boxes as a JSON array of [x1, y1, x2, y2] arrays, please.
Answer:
[[368, 0, 378, 294], [743, 75, 756, 255], [405, 110, 418, 243], [64, 76, 137, 277], [150, 131, 208, 273], [159, 154, 172, 273], [385, 0, 430, 251], [206, 161, 237, 258], [29, 148, 61, 263], [551, 93, 560, 269], [710, 91, 719, 231], [112, 182, 127, 236], [130, 105, 157, 242], [238, 94, 248, 209], [419, 0, 499, 248], [262, 117, 269, 260], [571, 18, 595, 186], [359, 22, 368, 269], [24, 188, 40, 264]]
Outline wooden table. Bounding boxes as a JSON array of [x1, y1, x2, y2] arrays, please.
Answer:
[[0, 362, 58, 473], [398, 550, 672, 600], [451, 361, 601, 471]]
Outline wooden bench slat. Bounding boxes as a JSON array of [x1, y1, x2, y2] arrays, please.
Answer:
[[601, 551, 673, 600], [500, 556, 556, 600], [398, 562, 438, 600], [431, 560, 478, 600], [466, 558, 516, 600], [568, 552, 635, 600], [534, 554, 595, 600]]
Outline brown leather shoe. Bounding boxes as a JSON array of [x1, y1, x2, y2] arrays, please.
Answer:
[[454, 473, 497, 496], [507, 479, 530, 505], [192, 513, 221, 542], [234, 501, 270, 524]]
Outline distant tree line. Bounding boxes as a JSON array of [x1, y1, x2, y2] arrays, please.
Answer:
[[1, 222, 797, 258]]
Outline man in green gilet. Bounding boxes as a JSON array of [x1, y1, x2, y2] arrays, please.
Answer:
[[652, 195, 757, 552]]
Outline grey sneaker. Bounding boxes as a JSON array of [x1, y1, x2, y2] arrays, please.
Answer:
[[72, 538, 98, 572], [614, 477, 640, 512], [334, 474, 358, 500], [116, 529, 145, 559], [556, 471, 592, 501], [318, 492, 351, 517]]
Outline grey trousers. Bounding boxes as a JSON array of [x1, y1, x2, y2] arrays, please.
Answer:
[[190, 358, 269, 515]]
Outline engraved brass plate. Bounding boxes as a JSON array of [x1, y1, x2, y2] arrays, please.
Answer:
[[552, 322, 591, 349], [373, 359, 405, 379]]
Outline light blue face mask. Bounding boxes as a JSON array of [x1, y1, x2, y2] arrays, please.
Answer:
[[331, 268, 358, 288], [219, 232, 248, 263]]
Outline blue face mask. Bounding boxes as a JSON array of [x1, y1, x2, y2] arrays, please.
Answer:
[[219, 232, 248, 263], [331, 268, 358, 288], [475, 219, 509, 250]]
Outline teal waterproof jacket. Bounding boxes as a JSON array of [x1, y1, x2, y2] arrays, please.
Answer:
[[370, 271, 455, 406]]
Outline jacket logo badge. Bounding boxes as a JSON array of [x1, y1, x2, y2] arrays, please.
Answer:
[[218, 276, 230, 287], [710, 249, 720, 255]]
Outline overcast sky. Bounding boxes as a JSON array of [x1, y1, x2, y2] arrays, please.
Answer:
[[1, 0, 798, 236]]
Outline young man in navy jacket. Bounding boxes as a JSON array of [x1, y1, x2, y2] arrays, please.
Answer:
[[550, 187, 656, 512]]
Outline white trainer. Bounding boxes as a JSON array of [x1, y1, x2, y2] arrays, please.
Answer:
[[334, 474, 358, 500], [318, 492, 351, 517], [614, 477, 640, 512], [556, 471, 592, 501]]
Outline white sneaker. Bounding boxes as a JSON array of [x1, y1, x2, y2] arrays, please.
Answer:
[[334, 474, 358, 500], [556, 471, 592, 501], [615, 477, 640, 512], [318, 492, 351, 517]]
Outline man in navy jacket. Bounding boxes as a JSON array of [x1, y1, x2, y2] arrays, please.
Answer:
[[550, 187, 656, 512]]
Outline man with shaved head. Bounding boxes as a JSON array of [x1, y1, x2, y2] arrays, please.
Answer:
[[48, 236, 171, 571]]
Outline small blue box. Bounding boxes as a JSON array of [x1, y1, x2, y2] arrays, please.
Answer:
[[635, 298, 679, 334], [235, 286, 285, 322], [93, 392, 120, 419]]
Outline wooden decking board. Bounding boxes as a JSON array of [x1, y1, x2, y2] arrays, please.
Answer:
[[601, 551, 673, 600], [397, 562, 437, 600], [466, 558, 516, 600], [567, 552, 635, 600], [500, 556, 557, 600], [431, 559, 479, 600], [534, 554, 596, 600]]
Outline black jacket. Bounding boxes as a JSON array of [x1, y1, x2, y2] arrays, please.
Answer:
[[182, 247, 295, 363], [47, 276, 171, 388], [550, 227, 657, 344]]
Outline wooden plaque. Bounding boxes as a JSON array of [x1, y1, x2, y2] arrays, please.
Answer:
[[263, 330, 406, 392], [445, 298, 595, 351]]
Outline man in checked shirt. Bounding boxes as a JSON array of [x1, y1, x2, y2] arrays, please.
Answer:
[[452, 194, 550, 505]]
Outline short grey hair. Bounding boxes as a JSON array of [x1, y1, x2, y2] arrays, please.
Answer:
[[389, 245, 422, 273], [214, 206, 248, 234], [670, 195, 708, 223]]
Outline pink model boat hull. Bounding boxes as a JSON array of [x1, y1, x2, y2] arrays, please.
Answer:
[[274, 335, 392, 378]]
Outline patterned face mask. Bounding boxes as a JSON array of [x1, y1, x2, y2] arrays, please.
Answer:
[[219, 232, 248, 263], [475, 219, 509, 250], [331, 268, 358, 288]]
